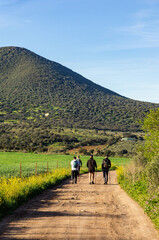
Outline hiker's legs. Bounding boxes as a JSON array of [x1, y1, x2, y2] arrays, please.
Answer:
[[89, 172, 95, 184], [74, 170, 78, 183], [78, 167, 80, 182], [103, 171, 106, 183], [71, 170, 75, 183], [92, 172, 95, 183], [89, 172, 92, 183], [105, 169, 109, 183], [78, 167, 80, 176]]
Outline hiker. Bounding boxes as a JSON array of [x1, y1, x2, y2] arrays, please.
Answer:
[[77, 155, 82, 175], [102, 155, 111, 184], [87, 155, 97, 184], [71, 156, 79, 184]]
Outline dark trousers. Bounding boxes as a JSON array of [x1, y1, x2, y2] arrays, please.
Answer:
[[103, 169, 109, 183], [71, 170, 78, 183]]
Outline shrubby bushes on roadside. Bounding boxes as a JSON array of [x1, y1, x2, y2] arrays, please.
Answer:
[[133, 152, 147, 167], [0, 168, 71, 219], [146, 155, 159, 191], [117, 108, 159, 230]]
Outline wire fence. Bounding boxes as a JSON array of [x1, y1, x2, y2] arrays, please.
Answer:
[[0, 157, 133, 179], [0, 160, 71, 178]]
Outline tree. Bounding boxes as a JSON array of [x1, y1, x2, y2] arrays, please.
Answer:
[[141, 108, 159, 189], [142, 108, 159, 160], [79, 148, 88, 155], [120, 149, 128, 155]]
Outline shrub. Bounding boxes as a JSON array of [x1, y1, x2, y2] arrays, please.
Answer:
[[146, 155, 159, 192], [79, 148, 88, 155], [134, 152, 147, 167], [120, 149, 128, 155]]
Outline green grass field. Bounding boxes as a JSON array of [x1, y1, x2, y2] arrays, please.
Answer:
[[0, 152, 132, 178]]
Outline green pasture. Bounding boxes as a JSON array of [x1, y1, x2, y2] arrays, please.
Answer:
[[0, 152, 132, 178]]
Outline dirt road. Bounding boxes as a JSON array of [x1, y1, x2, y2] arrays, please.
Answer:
[[0, 171, 158, 240]]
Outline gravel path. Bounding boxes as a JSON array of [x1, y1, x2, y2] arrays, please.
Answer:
[[0, 171, 158, 240]]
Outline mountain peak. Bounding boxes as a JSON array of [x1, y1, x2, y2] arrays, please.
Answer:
[[0, 46, 158, 131]]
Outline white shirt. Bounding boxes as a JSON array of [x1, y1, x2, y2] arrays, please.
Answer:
[[71, 159, 79, 171]]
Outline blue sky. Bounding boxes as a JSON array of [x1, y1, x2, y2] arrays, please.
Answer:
[[1, 0, 159, 103]]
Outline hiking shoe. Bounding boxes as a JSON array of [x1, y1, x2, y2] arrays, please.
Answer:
[[92, 181, 94, 184]]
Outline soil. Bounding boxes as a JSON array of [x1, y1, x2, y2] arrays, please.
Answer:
[[0, 171, 158, 240]]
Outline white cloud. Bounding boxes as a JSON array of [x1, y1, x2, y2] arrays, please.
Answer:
[[0, 14, 15, 28], [23, 19, 32, 24], [0, 0, 20, 7], [65, 55, 159, 103], [0, 14, 32, 29], [78, 8, 159, 53], [0, 0, 32, 29], [120, 23, 159, 42], [140, 0, 159, 4], [112, 8, 159, 50], [134, 9, 156, 19]]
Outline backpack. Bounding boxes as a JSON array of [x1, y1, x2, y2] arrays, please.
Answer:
[[103, 159, 109, 168], [73, 160, 78, 168]]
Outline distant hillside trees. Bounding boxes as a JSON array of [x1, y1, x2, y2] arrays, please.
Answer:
[[0, 46, 159, 131], [0, 124, 79, 152]]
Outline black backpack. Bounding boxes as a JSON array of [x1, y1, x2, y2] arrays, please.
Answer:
[[103, 158, 109, 168]]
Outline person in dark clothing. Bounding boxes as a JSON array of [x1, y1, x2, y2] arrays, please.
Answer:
[[102, 155, 111, 184], [87, 155, 97, 184]]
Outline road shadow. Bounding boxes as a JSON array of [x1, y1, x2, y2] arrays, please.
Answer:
[[0, 209, 125, 240]]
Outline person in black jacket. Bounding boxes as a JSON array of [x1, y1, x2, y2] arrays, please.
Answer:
[[102, 155, 111, 184], [87, 155, 97, 184]]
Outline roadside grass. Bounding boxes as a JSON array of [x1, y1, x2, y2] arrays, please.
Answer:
[[0, 165, 88, 220], [117, 166, 159, 231], [0, 152, 132, 178], [0, 168, 71, 220]]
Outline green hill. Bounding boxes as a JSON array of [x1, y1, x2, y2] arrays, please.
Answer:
[[0, 46, 158, 131]]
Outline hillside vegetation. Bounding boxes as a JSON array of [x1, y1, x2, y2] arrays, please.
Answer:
[[0, 46, 158, 132], [0, 122, 144, 155]]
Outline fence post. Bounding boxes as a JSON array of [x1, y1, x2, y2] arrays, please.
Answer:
[[35, 162, 37, 176], [20, 162, 21, 178], [47, 161, 48, 174]]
